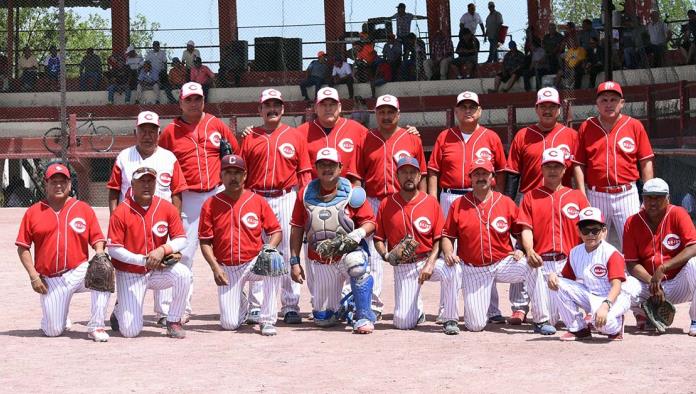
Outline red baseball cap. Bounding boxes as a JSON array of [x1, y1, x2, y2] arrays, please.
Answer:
[[596, 81, 623, 98], [45, 163, 71, 180], [541, 147, 566, 167], [468, 158, 494, 174], [577, 207, 605, 226], [221, 154, 247, 171], [536, 87, 560, 105]]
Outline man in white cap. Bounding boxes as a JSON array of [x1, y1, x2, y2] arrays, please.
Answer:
[[182, 40, 200, 70], [158, 82, 239, 322], [623, 178, 696, 336]]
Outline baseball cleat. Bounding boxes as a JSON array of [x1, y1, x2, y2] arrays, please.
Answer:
[[157, 317, 167, 327], [416, 313, 426, 325], [559, 328, 592, 341], [443, 320, 460, 335], [109, 312, 119, 332], [607, 316, 624, 341], [435, 306, 445, 325], [689, 320, 696, 336], [508, 310, 527, 325], [88, 328, 110, 342], [64, 318, 72, 331], [488, 315, 506, 324], [166, 321, 186, 339], [245, 309, 261, 325], [584, 313, 595, 331], [283, 311, 302, 324], [181, 313, 191, 325], [533, 321, 557, 335], [373, 310, 383, 321], [261, 323, 277, 336], [353, 319, 374, 334]]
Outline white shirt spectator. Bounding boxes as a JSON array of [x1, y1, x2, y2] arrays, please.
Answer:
[[332, 62, 352, 79], [126, 54, 143, 71], [647, 21, 670, 45], [145, 49, 168, 75], [682, 192, 696, 215], [460, 12, 482, 35]]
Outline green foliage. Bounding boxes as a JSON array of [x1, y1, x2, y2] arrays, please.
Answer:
[[553, 0, 696, 25]]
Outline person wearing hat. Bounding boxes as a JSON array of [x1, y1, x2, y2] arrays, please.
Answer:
[[390, 3, 426, 42], [441, 158, 553, 335], [374, 156, 459, 334], [289, 147, 378, 334], [548, 207, 634, 341], [488, 41, 526, 93], [330, 53, 354, 99], [299, 51, 330, 101], [159, 82, 239, 320], [198, 154, 284, 336], [517, 147, 590, 333], [107, 166, 191, 339], [181, 40, 200, 70], [134, 60, 161, 104], [484, 1, 504, 63], [623, 178, 696, 336], [682, 181, 696, 223], [16, 163, 112, 341], [573, 80, 654, 250]]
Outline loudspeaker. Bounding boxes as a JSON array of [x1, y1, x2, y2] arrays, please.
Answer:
[[221, 40, 248, 71], [254, 37, 303, 71]]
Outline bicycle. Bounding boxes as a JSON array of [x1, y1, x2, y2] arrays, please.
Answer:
[[42, 112, 115, 154]]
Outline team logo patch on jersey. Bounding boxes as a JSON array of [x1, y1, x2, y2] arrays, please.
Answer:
[[556, 144, 572, 160], [278, 143, 296, 159], [591, 264, 608, 277], [209, 131, 222, 147], [617, 137, 636, 153], [475, 147, 493, 160], [662, 234, 681, 250], [393, 150, 412, 162], [242, 212, 260, 228], [490, 216, 509, 233], [413, 216, 432, 233], [69, 217, 87, 233], [562, 203, 580, 219], [158, 172, 172, 187], [338, 138, 354, 153], [152, 221, 169, 237]]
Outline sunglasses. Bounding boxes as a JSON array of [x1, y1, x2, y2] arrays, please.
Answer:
[[580, 226, 603, 236]]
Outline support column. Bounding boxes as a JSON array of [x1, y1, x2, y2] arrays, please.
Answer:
[[218, 0, 238, 48], [624, 0, 654, 24], [7, 0, 13, 78], [527, 0, 540, 39], [111, 0, 130, 56], [538, 0, 552, 38], [426, 0, 451, 49], [324, 0, 345, 57]]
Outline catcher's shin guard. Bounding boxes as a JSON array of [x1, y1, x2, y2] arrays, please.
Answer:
[[350, 274, 376, 323]]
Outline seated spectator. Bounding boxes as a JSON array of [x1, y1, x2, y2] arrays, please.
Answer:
[[43, 45, 61, 90], [168, 57, 187, 102], [680, 10, 696, 64], [354, 34, 377, 83], [542, 23, 564, 74], [330, 54, 354, 99], [382, 34, 402, 80], [555, 36, 586, 89], [622, 16, 648, 69], [400, 32, 426, 81], [189, 56, 215, 101], [0, 48, 8, 92], [350, 96, 370, 127], [135, 61, 160, 104], [452, 28, 479, 78], [106, 57, 132, 105], [124, 45, 143, 89], [18, 46, 38, 91], [523, 40, 550, 91], [424, 30, 454, 80], [145, 40, 174, 102], [299, 51, 329, 101], [489, 41, 525, 93], [646, 10, 672, 67], [370, 58, 393, 98], [79, 48, 102, 91], [578, 19, 599, 52], [584, 37, 604, 87], [182, 40, 200, 70]]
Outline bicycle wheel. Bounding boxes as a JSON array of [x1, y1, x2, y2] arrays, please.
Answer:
[[89, 125, 115, 152], [42, 127, 68, 155]]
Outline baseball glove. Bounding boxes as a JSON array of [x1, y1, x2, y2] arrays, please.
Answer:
[[252, 245, 288, 276], [641, 296, 676, 334], [162, 252, 182, 266], [85, 253, 115, 293], [386, 234, 420, 266], [219, 138, 233, 158], [316, 234, 360, 261]]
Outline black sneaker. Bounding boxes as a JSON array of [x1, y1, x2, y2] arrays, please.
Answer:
[[109, 312, 119, 332]]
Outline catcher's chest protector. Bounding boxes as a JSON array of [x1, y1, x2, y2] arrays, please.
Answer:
[[304, 178, 356, 251]]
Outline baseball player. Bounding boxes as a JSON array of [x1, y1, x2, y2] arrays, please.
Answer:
[[289, 148, 377, 334], [159, 81, 239, 320], [573, 81, 654, 249], [623, 178, 696, 336], [238, 88, 312, 325], [375, 156, 459, 333], [199, 155, 284, 336], [441, 158, 553, 334], [548, 207, 632, 341], [346, 94, 427, 318], [107, 110, 188, 326], [16, 163, 110, 341], [107, 166, 191, 339], [518, 147, 590, 328]]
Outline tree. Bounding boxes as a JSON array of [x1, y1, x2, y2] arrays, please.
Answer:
[[553, 0, 695, 25]]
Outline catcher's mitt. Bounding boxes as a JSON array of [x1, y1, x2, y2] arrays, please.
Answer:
[[316, 234, 360, 261], [85, 253, 115, 293], [252, 245, 288, 276], [386, 234, 420, 266], [219, 138, 233, 158], [641, 296, 676, 334], [162, 252, 182, 266]]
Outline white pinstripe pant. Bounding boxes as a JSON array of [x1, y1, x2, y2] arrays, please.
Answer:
[[459, 256, 550, 331], [368, 196, 385, 313], [39, 261, 110, 337], [307, 250, 369, 316], [629, 258, 696, 321], [555, 277, 633, 335], [541, 259, 567, 326], [393, 258, 459, 329], [219, 261, 281, 329], [114, 263, 192, 338], [587, 185, 640, 249]]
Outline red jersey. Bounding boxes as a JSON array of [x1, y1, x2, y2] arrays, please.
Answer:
[[297, 117, 368, 178], [107, 196, 186, 274], [239, 124, 311, 191], [427, 126, 507, 189], [573, 115, 654, 187], [517, 186, 589, 256], [346, 128, 427, 199], [159, 113, 239, 192], [374, 191, 444, 255], [506, 123, 578, 193], [623, 205, 696, 280], [443, 192, 518, 266], [198, 190, 281, 265], [16, 198, 105, 277]]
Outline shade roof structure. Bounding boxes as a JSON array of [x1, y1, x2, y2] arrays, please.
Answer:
[[0, 0, 111, 8]]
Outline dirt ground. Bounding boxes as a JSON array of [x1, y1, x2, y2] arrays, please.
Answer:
[[1, 207, 694, 393]]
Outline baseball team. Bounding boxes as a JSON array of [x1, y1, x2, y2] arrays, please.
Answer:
[[16, 80, 696, 342]]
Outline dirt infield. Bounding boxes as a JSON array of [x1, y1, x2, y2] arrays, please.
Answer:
[[1, 207, 694, 393]]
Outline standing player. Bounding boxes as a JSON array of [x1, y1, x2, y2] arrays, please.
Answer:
[[16, 163, 110, 341], [346, 94, 427, 318], [199, 154, 284, 336], [289, 148, 377, 334], [573, 81, 654, 248], [159, 81, 239, 320], [623, 178, 696, 336], [441, 158, 553, 334], [107, 167, 191, 339], [374, 157, 459, 333], [107, 110, 188, 325], [517, 148, 590, 327]]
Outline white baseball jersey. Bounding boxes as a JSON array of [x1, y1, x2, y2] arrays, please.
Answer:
[[561, 240, 626, 297]]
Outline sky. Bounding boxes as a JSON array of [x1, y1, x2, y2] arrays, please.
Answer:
[[74, 0, 529, 70]]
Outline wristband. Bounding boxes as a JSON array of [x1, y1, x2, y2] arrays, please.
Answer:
[[602, 299, 613, 308], [289, 256, 301, 266], [30, 276, 41, 283]]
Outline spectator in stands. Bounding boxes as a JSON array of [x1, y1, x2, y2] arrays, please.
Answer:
[[350, 96, 370, 127], [19, 46, 38, 91], [370, 58, 392, 98], [523, 40, 549, 91], [401, 32, 426, 81], [485, 2, 504, 63], [555, 35, 586, 89], [0, 48, 9, 92], [489, 41, 525, 93], [680, 10, 696, 64], [382, 34, 402, 81], [144, 40, 174, 103], [330, 54, 354, 99], [460, 3, 484, 42], [622, 16, 649, 69], [181, 40, 200, 70], [646, 10, 672, 67], [452, 28, 479, 78], [682, 181, 696, 223], [354, 35, 377, 83], [124, 45, 143, 89], [391, 2, 427, 53], [299, 51, 329, 101], [189, 56, 215, 101], [584, 36, 604, 87], [43, 45, 61, 90], [168, 57, 187, 96], [542, 23, 564, 74], [134, 61, 160, 104], [79, 48, 102, 91], [424, 30, 454, 80], [106, 56, 132, 105], [578, 19, 599, 51]]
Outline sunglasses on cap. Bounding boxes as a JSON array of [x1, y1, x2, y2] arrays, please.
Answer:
[[579, 226, 603, 236]]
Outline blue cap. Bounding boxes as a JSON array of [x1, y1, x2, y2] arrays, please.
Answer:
[[396, 156, 420, 170]]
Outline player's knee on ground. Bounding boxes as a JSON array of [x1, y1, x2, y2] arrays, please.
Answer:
[[599, 315, 623, 336], [465, 315, 487, 332], [393, 313, 417, 330], [119, 321, 144, 338], [220, 315, 244, 331], [42, 322, 66, 337]]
